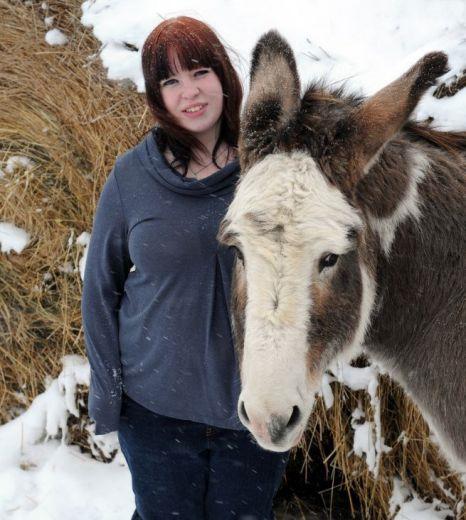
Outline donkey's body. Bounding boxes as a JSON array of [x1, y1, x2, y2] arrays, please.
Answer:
[[359, 132, 465, 466], [219, 31, 465, 470]]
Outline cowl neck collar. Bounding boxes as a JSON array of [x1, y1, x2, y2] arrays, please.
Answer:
[[135, 130, 240, 197]]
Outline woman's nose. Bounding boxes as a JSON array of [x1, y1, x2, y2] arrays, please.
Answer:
[[181, 83, 200, 99]]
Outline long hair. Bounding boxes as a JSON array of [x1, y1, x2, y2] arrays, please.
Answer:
[[141, 16, 243, 174]]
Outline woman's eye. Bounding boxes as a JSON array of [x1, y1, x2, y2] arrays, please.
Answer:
[[195, 68, 210, 77], [319, 253, 339, 273], [161, 78, 177, 87]]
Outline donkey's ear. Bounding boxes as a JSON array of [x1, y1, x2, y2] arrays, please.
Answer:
[[240, 30, 300, 170], [344, 52, 448, 177]]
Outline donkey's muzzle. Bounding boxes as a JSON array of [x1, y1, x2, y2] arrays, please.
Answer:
[[238, 400, 303, 449]]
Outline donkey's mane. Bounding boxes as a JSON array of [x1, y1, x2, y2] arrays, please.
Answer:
[[302, 81, 363, 109], [404, 122, 466, 154], [301, 81, 466, 155]]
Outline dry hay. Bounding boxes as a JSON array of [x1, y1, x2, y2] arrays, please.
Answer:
[[300, 378, 465, 518], [0, 1, 464, 518], [0, 0, 151, 419]]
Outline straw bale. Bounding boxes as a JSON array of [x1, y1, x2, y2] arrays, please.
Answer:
[[0, 0, 151, 420]]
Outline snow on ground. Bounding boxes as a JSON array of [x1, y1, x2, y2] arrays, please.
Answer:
[[1, 156, 34, 254], [0, 442, 131, 520], [0, 357, 133, 520], [44, 16, 54, 28], [390, 478, 454, 519], [2, 0, 465, 518], [0, 356, 457, 518], [4, 156, 35, 174], [76, 231, 91, 281], [0, 222, 31, 254], [44, 28, 68, 46]]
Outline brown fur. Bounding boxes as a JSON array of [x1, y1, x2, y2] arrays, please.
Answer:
[[230, 260, 247, 365]]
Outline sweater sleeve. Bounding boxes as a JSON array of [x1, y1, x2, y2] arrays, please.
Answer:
[[81, 166, 132, 434]]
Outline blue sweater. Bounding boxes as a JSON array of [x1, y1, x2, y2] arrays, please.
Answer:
[[81, 130, 244, 434]]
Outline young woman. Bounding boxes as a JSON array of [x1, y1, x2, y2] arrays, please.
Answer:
[[81, 16, 289, 520]]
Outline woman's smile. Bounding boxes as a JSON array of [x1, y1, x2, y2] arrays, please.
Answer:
[[182, 103, 208, 117]]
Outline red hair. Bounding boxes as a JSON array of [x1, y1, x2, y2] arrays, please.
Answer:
[[141, 16, 243, 172]]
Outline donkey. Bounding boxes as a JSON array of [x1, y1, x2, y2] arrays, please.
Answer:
[[218, 31, 465, 471]]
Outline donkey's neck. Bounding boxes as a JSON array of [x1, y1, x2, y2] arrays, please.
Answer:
[[359, 136, 465, 369], [356, 140, 430, 257]]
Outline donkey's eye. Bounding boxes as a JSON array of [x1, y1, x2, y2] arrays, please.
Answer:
[[319, 253, 339, 272], [231, 246, 244, 263]]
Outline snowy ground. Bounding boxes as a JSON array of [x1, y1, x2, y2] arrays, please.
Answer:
[[0, 357, 133, 520], [1, 0, 465, 518], [0, 355, 459, 519]]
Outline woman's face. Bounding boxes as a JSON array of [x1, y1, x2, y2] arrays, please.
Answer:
[[160, 55, 224, 141]]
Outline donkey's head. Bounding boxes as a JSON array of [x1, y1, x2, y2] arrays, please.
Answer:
[[218, 31, 448, 452]]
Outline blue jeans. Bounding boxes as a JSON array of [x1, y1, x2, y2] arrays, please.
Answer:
[[118, 394, 289, 520]]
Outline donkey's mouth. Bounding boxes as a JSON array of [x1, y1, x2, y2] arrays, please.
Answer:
[[254, 429, 305, 453], [248, 420, 306, 452]]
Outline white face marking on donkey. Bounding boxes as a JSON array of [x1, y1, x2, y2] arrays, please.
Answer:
[[223, 152, 364, 451]]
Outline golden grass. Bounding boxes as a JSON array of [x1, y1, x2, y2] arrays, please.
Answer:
[[0, 0, 151, 417], [0, 1, 464, 518]]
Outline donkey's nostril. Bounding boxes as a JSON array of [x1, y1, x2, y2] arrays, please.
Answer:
[[239, 401, 249, 423], [269, 406, 302, 444], [287, 405, 301, 429]]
